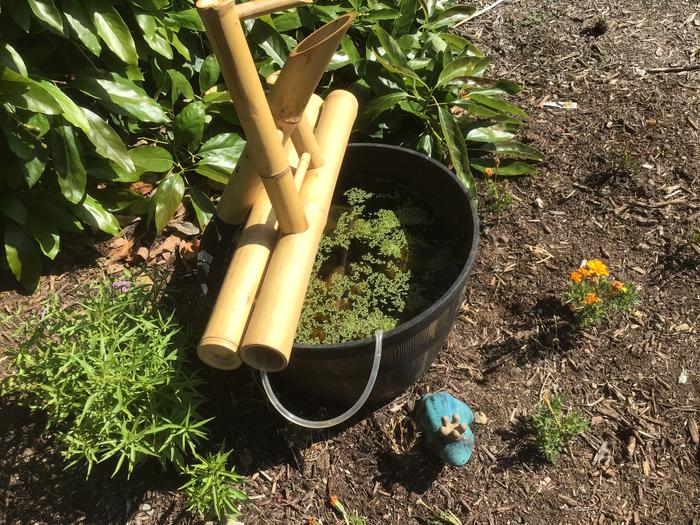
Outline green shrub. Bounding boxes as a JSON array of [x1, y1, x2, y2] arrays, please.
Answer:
[[532, 393, 588, 463], [1, 277, 247, 520], [1, 0, 539, 292]]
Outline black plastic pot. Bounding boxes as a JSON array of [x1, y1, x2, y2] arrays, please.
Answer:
[[198, 144, 478, 405]]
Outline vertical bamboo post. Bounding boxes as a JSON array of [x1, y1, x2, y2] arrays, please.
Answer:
[[240, 90, 358, 371], [197, 98, 322, 369], [197, 0, 307, 234]]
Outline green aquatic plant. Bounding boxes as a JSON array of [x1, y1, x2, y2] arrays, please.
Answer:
[[297, 185, 458, 344]]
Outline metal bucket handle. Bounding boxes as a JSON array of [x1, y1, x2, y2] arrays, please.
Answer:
[[260, 330, 383, 428]]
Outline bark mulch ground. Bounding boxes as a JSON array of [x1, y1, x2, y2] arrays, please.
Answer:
[[1, 0, 699, 523]]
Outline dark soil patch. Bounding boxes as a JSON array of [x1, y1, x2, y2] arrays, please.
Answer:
[[2, 0, 700, 524]]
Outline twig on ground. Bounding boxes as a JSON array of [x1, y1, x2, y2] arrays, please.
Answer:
[[646, 64, 700, 74], [455, 0, 508, 28]]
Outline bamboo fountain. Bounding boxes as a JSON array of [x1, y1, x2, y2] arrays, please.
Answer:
[[195, 0, 358, 372]]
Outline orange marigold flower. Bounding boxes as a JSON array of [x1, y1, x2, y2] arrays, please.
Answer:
[[612, 280, 627, 293], [329, 495, 339, 507], [484, 167, 494, 177], [308, 518, 320, 525], [583, 292, 601, 305], [586, 259, 608, 276], [578, 267, 591, 278], [570, 270, 583, 282]]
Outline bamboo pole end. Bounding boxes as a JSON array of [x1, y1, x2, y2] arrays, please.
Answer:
[[240, 344, 288, 372], [197, 337, 243, 370]]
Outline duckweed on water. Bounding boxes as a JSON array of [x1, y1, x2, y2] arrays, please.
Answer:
[[296, 185, 460, 345]]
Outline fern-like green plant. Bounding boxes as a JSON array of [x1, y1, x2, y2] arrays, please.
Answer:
[[532, 393, 588, 463]]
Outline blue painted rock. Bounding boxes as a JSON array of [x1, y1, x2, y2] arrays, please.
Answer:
[[415, 391, 475, 466]]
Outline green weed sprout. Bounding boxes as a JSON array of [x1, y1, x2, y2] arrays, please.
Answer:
[[329, 495, 366, 525], [532, 393, 588, 463], [181, 448, 249, 522], [567, 259, 639, 327]]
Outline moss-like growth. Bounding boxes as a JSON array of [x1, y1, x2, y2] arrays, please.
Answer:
[[296, 185, 458, 345]]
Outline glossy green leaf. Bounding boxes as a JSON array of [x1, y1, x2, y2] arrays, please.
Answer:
[[4, 220, 41, 292], [75, 76, 169, 123], [170, 32, 191, 61], [199, 54, 220, 94], [73, 194, 120, 236], [23, 113, 50, 138], [375, 26, 409, 68], [0, 43, 28, 76], [437, 57, 491, 86], [27, 214, 60, 259], [0, 68, 61, 114], [27, 0, 64, 34], [37, 80, 91, 130], [93, 187, 142, 212], [465, 126, 515, 143], [471, 159, 537, 176], [189, 187, 215, 230], [87, 158, 139, 183], [130, 145, 174, 174], [93, 6, 138, 65], [416, 133, 434, 157], [393, 0, 419, 35], [154, 173, 185, 232], [63, 0, 102, 56], [168, 8, 205, 31], [359, 91, 408, 127], [473, 141, 544, 161], [168, 69, 195, 105], [0, 115, 35, 159], [82, 108, 135, 176], [0, 195, 28, 224], [51, 125, 86, 204], [21, 146, 47, 187], [468, 93, 528, 118], [251, 19, 289, 67], [174, 101, 205, 152], [196, 133, 246, 182], [430, 5, 477, 29], [135, 12, 173, 59], [438, 33, 483, 56], [438, 106, 476, 200]]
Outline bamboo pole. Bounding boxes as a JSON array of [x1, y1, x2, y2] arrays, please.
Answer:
[[197, 0, 307, 234], [236, 0, 312, 20], [197, 98, 322, 370], [240, 90, 358, 371]]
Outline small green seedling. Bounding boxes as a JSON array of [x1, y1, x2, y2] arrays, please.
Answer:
[[532, 393, 588, 463], [181, 448, 249, 522], [329, 495, 366, 525]]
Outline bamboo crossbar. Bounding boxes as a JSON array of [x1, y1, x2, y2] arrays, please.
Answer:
[[236, 0, 313, 20]]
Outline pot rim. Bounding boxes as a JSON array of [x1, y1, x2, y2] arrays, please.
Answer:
[[292, 143, 479, 355]]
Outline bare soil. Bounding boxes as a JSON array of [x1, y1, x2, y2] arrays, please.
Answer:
[[2, 0, 699, 524]]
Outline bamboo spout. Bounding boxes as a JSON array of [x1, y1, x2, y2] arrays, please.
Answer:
[[197, 0, 307, 234], [268, 13, 355, 129], [240, 90, 358, 371]]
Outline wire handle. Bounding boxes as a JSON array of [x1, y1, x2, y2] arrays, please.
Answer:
[[260, 330, 383, 428]]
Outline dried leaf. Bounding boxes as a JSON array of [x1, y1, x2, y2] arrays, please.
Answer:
[[108, 237, 133, 261], [149, 235, 181, 259], [129, 181, 154, 195]]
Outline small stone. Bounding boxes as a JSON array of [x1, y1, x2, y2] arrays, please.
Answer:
[[678, 369, 688, 384], [473, 411, 489, 425], [534, 197, 545, 209], [141, 504, 152, 512]]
